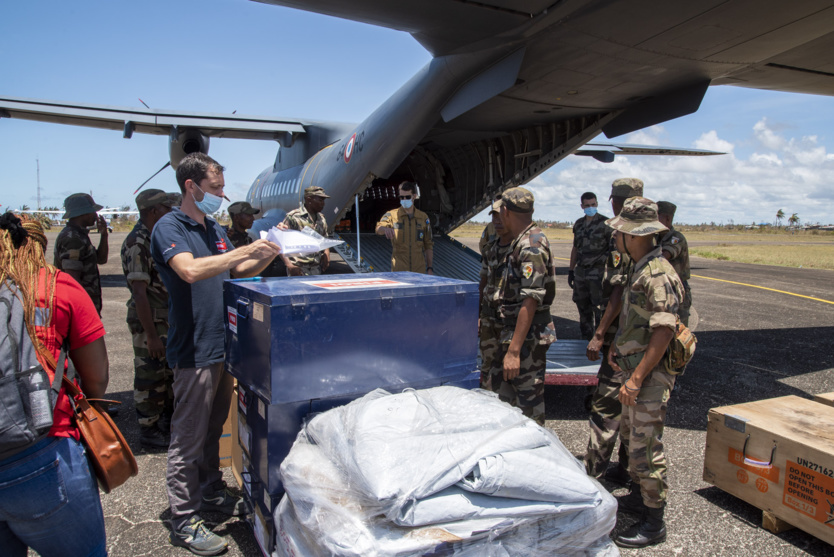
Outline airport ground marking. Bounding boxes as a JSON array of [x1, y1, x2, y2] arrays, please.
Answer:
[[691, 274, 834, 306]]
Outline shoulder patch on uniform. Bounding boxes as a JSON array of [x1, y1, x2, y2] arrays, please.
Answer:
[[612, 252, 621, 267], [522, 262, 533, 279], [671, 237, 680, 244], [426, 218, 430, 225]]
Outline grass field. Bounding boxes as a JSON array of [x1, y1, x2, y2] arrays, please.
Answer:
[[450, 223, 834, 270]]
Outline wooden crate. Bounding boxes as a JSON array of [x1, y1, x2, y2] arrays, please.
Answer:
[[814, 392, 834, 408], [703, 395, 834, 546]]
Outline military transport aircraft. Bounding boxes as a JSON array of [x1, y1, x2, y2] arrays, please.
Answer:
[[2, 0, 834, 274]]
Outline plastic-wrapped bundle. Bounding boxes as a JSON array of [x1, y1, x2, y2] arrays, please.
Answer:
[[275, 387, 618, 556]]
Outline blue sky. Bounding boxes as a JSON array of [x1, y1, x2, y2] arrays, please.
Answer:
[[2, 0, 834, 225]]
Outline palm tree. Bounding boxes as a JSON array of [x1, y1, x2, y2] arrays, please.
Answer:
[[788, 213, 800, 228], [776, 209, 785, 227]]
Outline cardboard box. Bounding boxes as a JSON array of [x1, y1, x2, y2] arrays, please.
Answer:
[[703, 395, 834, 545], [218, 380, 236, 468], [814, 392, 834, 408]]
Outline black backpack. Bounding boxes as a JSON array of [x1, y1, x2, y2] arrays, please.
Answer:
[[0, 282, 64, 461]]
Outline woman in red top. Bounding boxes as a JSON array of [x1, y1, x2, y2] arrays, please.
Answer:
[[0, 214, 110, 557]]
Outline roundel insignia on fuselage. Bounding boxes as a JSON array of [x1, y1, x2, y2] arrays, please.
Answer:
[[344, 133, 356, 164]]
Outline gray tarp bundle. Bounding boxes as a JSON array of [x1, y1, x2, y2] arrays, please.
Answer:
[[274, 386, 619, 556]]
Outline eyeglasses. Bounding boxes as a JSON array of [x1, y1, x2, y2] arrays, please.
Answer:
[[399, 195, 412, 200]]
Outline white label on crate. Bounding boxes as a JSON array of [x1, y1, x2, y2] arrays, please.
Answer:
[[253, 302, 264, 322], [227, 306, 237, 333], [253, 504, 268, 556], [238, 418, 251, 455], [263, 491, 271, 512], [302, 278, 408, 290], [258, 397, 266, 420]]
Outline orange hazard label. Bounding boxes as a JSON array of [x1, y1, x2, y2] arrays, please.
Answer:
[[783, 462, 834, 528], [728, 447, 780, 483]]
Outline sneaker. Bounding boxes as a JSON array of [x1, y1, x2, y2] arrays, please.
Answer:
[[140, 426, 170, 449], [170, 515, 228, 556], [202, 484, 249, 516]]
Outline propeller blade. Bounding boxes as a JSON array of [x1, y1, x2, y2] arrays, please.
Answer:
[[138, 98, 150, 109], [133, 161, 171, 194]]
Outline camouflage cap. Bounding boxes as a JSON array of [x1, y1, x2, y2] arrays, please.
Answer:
[[657, 201, 677, 216], [609, 178, 644, 200], [501, 187, 534, 213], [304, 186, 331, 198], [605, 197, 668, 236], [167, 192, 182, 207], [62, 193, 103, 219], [136, 189, 176, 211], [228, 201, 261, 216]]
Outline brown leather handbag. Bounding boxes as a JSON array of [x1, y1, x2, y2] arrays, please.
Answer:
[[63, 376, 138, 493]]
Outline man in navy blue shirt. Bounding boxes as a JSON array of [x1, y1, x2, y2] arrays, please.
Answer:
[[151, 153, 282, 556]]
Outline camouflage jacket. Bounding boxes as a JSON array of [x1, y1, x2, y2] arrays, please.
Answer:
[[377, 207, 434, 273], [479, 222, 496, 256], [599, 232, 632, 344], [53, 221, 102, 313], [283, 207, 329, 266], [572, 213, 611, 268], [479, 236, 512, 316], [121, 220, 170, 331], [499, 222, 557, 345], [614, 247, 684, 359], [659, 226, 690, 282], [224, 225, 253, 249]]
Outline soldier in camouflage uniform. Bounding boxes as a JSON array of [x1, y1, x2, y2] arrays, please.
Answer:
[[282, 186, 331, 276], [489, 188, 557, 426], [657, 201, 692, 327], [225, 201, 260, 248], [53, 193, 109, 314], [478, 201, 512, 389], [605, 197, 684, 549], [583, 178, 643, 484], [569, 192, 610, 340], [121, 189, 177, 448]]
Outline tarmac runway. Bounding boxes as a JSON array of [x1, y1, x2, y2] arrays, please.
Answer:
[[44, 230, 832, 556]]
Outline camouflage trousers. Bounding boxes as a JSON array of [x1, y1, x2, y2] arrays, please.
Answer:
[[488, 340, 549, 425], [287, 262, 322, 276], [131, 326, 174, 428], [478, 314, 503, 390], [584, 344, 629, 478], [679, 282, 692, 328], [572, 265, 605, 340], [621, 363, 675, 509]]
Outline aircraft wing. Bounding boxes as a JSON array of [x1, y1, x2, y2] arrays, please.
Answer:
[[257, 1, 834, 138], [574, 142, 724, 163], [0, 96, 306, 141]]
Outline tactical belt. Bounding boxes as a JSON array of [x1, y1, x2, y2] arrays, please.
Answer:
[[615, 351, 644, 372], [480, 304, 500, 319], [503, 309, 553, 329]]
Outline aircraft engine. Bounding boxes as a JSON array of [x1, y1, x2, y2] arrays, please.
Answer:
[[169, 128, 210, 169]]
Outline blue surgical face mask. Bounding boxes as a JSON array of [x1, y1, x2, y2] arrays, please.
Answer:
[[584, 206, 598, 217], [193, 184, 223, 215], [400, 199, 413, 209]]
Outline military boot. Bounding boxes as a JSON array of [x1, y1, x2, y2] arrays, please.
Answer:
[[615, 505, 667, 548], [615, 485, 644, 515], [140, 425, 170, 448]]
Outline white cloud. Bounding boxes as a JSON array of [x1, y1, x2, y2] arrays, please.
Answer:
[[529, 119, 834, 225]]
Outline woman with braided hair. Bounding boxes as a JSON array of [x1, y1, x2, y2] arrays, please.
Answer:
[[0, 213, 110, 557]]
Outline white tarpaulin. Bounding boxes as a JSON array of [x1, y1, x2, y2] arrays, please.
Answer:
[[274, 386, 618, 556], [260, 225, 343, 255]]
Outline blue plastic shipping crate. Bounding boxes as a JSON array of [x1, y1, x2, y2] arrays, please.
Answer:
[[224, 272, 479, 405]]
